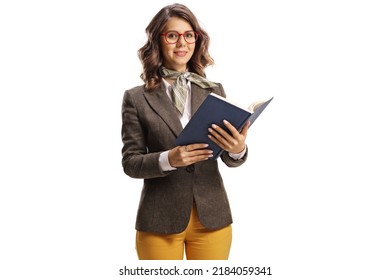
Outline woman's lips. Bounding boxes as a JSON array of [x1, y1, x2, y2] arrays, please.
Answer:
[[174, 51, 187, 57]]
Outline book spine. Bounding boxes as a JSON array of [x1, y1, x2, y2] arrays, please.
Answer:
[[213, 149, 224, 160]]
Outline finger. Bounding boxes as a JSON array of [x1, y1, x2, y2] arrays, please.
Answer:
[[208, 134, 224, 148], [222, 120, 240, 137], [189, 153, 214, 163], [208, 128, 231, 148], [210, 124, 232, 140], [208, 126, 226, 143], [184, 149, 214, 165], [185, 143, 209, 151], [240, 121, 250, 136], [182, 145, 213, 161]]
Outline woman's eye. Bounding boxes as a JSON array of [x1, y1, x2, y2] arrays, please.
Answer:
[[167, 33, 178, 39]]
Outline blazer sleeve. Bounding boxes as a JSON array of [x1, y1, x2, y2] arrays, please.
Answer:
[[221, 147, 248, 167], [121, 89, 170, 179]]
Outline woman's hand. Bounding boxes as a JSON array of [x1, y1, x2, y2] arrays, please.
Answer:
[[208, 120, 249, 154], [168, 143, 213, 167]]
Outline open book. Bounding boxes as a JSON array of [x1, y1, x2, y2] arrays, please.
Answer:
[[176, 93, 273, 159]]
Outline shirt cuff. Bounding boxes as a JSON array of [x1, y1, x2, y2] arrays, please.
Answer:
[[228, 146, 247, 160], [159, 150, 177, 171]]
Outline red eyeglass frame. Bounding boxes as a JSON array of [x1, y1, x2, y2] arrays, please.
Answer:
[[160, 31, 199, 44]]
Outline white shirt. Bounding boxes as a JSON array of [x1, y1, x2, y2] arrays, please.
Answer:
[[158, 78, 246, 171]]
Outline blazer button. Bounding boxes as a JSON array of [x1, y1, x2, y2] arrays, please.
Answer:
[[186, 164, 195, 173]]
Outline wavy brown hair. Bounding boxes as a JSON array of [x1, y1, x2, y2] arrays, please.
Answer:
[[138, 3, 214, 91]]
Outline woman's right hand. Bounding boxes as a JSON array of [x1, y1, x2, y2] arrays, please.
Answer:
[[168, 144, 213, 167]]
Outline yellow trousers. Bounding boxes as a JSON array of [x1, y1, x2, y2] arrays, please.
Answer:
[[136, 205, 232, 260]]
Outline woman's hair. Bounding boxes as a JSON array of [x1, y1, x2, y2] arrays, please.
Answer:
[[138, 3, 214, 91]]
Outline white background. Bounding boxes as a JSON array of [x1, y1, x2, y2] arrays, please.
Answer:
[[1, 0, 389, 279]]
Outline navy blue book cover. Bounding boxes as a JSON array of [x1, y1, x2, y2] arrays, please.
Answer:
[[176, 93, 273, 160]]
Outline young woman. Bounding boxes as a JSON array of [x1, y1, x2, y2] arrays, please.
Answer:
[[121, 3, 250, 260]]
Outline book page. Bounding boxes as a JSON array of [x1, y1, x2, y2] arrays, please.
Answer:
[[209, 93, 252, 113], [248, 100, 269, 112], [210, 93, 271, 113]]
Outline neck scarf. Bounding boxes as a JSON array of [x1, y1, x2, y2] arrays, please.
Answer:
[[160, 66, 218, 115]]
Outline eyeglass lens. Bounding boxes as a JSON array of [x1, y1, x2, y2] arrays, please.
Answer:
[[164, 31, 198, 44]]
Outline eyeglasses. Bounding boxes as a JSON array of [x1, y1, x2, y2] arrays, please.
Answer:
[[160, 31, 199, 44]]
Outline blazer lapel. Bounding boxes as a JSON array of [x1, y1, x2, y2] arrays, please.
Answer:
[[190, 84, 212, 117], [144, 88, 183, 137], [144, 84, 213, 137]]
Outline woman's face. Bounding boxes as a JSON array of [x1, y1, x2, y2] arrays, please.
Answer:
[[160, 17, 195, 72]]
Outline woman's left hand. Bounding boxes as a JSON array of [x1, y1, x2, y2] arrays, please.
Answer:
[[208, 120, 249, 154]]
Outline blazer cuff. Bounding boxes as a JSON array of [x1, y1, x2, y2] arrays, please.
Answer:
[[228, 146, 247, 160]]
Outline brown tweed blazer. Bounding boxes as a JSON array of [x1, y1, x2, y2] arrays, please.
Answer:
[[121, 82, 248, 234]]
